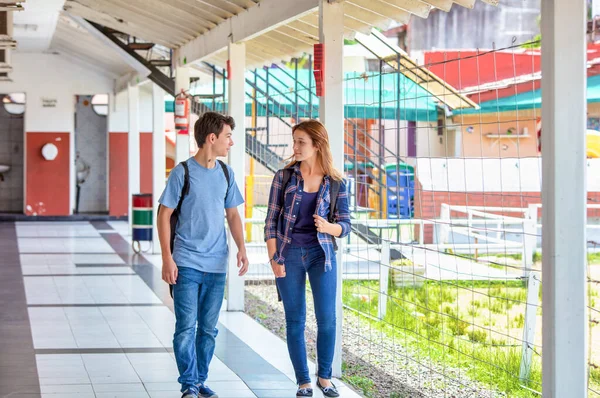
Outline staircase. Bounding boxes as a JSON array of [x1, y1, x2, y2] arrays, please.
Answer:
[[190, 60, 411, 258]]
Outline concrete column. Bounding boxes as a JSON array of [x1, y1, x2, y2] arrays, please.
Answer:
[[152, 83, 166, 254], [319, 0, 344, 378], [127, 83, 140, 232], [175, 66, 191, 163], [541, 0, 587, 395], [226, 41, 247, 311]]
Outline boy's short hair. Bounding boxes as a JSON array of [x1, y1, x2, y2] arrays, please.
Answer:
[[194, 112, 235, 148]]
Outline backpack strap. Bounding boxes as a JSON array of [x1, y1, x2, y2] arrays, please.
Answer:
[[176, 161, 190, 214], [217, 159, 231, 200], [328, 178, 341, 251], [279, 168, 294, 208], [328, 178, 341, 224]]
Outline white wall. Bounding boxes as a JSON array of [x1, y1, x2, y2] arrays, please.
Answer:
[[0, 53, 115, 213], [416, 121, 450, 159], [109, 90, 128, 132], [417, 158, 600, 192], [139, 84, 153, 132], [0, 53, 114, 132]]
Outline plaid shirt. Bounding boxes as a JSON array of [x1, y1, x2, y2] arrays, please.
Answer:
[[264, 162, 351, 272]]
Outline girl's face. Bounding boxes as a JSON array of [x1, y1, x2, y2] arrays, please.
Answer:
[[292, 129, 318, 162]]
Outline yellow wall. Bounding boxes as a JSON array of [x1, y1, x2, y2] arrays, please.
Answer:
[[452, 111, 540, 158]]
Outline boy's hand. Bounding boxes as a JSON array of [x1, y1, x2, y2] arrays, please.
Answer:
[[237, 250, 249, 276], [162, 257, 178, 285]]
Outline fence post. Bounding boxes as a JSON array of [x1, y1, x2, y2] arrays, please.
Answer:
[[438, 203, 450, 246], [519, 271, 541, 383], [379, 241, 391, 320], [522, 204, 538, 278]]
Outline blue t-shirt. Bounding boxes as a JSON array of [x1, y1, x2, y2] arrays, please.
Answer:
[[158, 157, 244, 273]]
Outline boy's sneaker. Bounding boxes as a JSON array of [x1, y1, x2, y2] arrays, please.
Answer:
[[181, 387, 199, 398], [197, 383, 218, 398]]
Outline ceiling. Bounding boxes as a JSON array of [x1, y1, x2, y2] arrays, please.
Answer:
[[8, 0, 500, 81]]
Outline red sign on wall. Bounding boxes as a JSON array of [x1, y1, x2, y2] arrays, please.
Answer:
[[313, 43, 324, 97]]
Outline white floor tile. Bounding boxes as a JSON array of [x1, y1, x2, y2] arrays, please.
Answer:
[[20, 253, 125, 267], [92, 383, 147, 393], [18, 237, 115, 253], [17, 223, 100, 238], [40, 384, 95, 394], [95, 393, 150, 398], [39, 377, 93, 386], [81, 354, 141, 385], [143, 382, 180, 392]]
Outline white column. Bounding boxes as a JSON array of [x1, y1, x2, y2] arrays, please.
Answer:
[[227, 41, 246, 311], [128, 83, 141, 232], [152, 83, 166, 254], [319, 0, 345, 379], [541, 0, 587, 396], [175, 66, 191, 163]]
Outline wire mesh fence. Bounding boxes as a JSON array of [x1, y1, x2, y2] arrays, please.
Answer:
[[189, 32, 600, 397]]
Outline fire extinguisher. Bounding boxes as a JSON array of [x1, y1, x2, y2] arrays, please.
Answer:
[[174, 90, 189, 134]]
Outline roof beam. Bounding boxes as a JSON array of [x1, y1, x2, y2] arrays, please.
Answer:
[[176, 0, 318, 66], [68, 15, 151, 77], [421, 0, 453, 12], [72, 0, 198, 41], [64, 1, 181, 47]]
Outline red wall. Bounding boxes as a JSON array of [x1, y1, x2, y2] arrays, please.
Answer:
[[109, 132, 128, 216], [108, 132, 153, 216], [26, 132, 70, 216], [140, 133, 153, 194], [414, 184, 600, 243]]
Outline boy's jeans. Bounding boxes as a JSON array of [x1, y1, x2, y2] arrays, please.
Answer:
[[172, 270, 226, 392]]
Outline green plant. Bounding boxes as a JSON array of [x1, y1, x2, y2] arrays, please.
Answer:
[[490, 299, 505, 314], [343, 375, 376, 397], [468, 305, 480, 318], [256, 312, 268, 321], [513, 313, 525, 329], [468, 329, 488, 344], [391, 258, 414, 267], [448, 318, 469, 336]]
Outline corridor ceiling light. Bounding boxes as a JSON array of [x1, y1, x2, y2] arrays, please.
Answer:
[[13, 23, 37, 31], [0, 1, 25, 11], [0, 38, 16, 49]]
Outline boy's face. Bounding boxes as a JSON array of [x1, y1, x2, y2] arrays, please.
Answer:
[[211, 124, 234, 157]]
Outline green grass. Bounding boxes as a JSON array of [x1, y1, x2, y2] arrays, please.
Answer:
[[343, 375, 376, 397], [589, 252, 600, 265], [342, 362, 377, 397], [342, 280, 544, 397], [335, 250, 600, 395]]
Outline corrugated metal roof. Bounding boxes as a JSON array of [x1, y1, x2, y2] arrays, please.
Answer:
[[54, 0, 499, 80], [63, 0, 261, 48], [201, 0, 500, 70], [50, 14, 134, 78]]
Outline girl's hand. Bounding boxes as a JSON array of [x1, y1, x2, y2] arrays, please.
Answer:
[[270, 259, 286, 278], [313, 214, 332, 235]]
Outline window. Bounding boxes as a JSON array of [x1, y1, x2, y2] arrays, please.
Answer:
[[3, 93, 25, 115], [91, 94, 108, 116]]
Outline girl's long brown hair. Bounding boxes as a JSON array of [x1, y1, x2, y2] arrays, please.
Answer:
[[286, 120, 344, 181]]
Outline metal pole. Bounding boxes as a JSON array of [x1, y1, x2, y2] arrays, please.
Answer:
[[308, 54, 313, 119]]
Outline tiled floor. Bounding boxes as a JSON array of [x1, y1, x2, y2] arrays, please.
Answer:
[[0, 221, 361, 398]]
